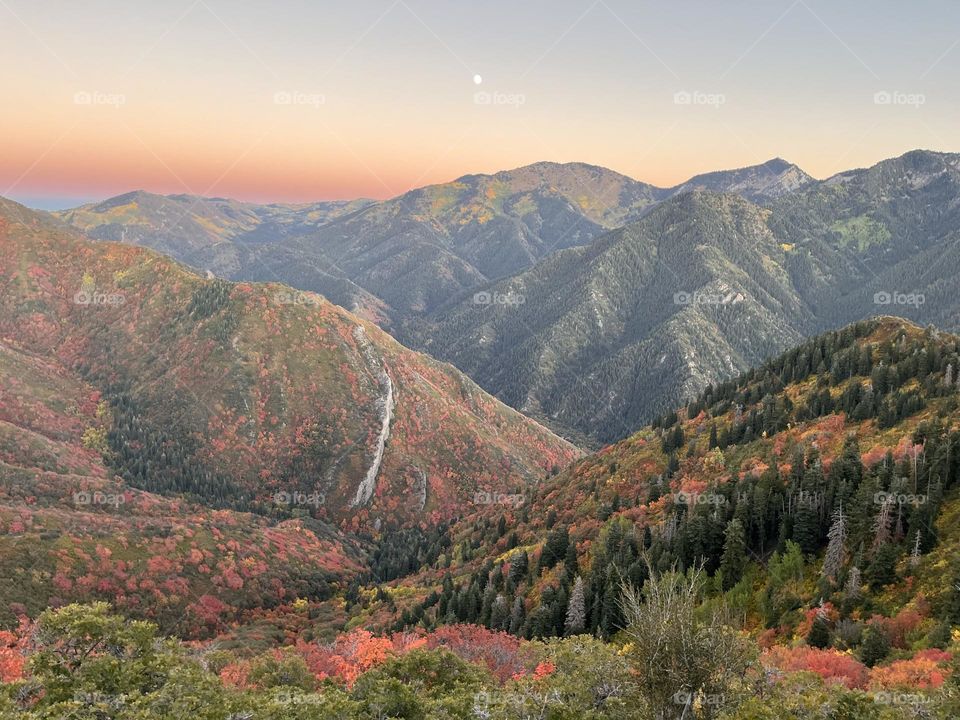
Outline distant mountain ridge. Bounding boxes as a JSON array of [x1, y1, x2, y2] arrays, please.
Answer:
[[54, 150, 960, 443], [53, 157, 809, 332], [415, 150, 960, 442]]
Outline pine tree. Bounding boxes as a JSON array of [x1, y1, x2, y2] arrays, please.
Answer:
[[490, 595, 509, 630], [866, 543, 899, 590], [845, 565, 862, 600], [910, 529, 922, 568], [822, 505, 847, 580], [564, 576, 586, 635], [860, 623, 891, 667], [508, 596, 525, 635], [719, 519, 747, 590], [509, 551, 529, 585], [807, 611, 832, 649], [872, 495, 894, 552], [792, 499, 821, 556]]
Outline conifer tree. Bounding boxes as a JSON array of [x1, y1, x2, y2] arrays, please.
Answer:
[[822, 505, 847, 580], [565, 575, 586, 635], [719, 519, 747, 590]]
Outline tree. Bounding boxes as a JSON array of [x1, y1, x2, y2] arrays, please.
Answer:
[[792, 500, 821, 556], [845, 565, 862, 601], [509, 551, 529, 585], [872, 496, 895, 551], [866, 543, 898, 590], [620, 562, 754, 720], [806, 612, 832, 649], [909, 529, 922, 568], [719, 519, 747, 591], [489, 595, 509, 631], [508, 596, 526, 636], [565, 576, 586, 635], [822, 505, 847, 580], [859, 623, 891, 667], [29, 602, 167, 706]]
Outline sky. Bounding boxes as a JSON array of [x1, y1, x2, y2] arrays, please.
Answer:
[[2, 0, 958, 209]]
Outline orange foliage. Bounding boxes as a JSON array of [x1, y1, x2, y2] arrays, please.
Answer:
[[763, 646, 869, 689], [869, 652, 952, 690]]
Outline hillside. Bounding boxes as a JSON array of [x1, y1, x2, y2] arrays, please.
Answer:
[[0, 324, 367, 634], [415, 191, 816, 442], [54, 192, 386, 323], [370, 318, 960, 653], [0, 195, 582, 633], [3, 197, 579, 524]]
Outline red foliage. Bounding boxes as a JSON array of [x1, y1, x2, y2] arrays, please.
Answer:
[[294, 624, 525, 687], [0, 618, 32, 683], [763, 646, 869, 689]]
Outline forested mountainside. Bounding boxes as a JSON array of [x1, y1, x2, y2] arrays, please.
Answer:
[[365, 318, 960, 647], [0, 196, 579, 630], [417, 150, 960, 442]]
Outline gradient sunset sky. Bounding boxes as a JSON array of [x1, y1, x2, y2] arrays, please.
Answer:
[[2, 0, 958, 208]]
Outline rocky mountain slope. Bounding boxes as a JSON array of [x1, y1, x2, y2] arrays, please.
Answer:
[[416, 150, 960, 442]]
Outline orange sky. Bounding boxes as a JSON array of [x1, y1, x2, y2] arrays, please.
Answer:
[[2, 1, 957, 207]]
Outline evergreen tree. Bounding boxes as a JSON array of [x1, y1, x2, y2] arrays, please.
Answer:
[[509, 551, 529, 585], [807, 612, 832, 649], [489, 595, 509, 630], [866, 543, 899, 590], [564, 576, 586, 635], [508, 596, 526, 636], [822, 505, 847, 580], [860, 623, 891, 667], [719, 519, 747, 591]]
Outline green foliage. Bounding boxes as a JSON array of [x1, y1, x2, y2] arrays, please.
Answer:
[[859, 623, 891, 668]]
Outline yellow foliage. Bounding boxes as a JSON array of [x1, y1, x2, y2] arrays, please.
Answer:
[[81, 426, 109, 454]]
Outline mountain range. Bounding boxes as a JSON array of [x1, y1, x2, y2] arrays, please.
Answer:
[[53, 150, 960, 444]]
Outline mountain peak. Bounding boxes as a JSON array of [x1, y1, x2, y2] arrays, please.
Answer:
[[670, 158, 815, 203]]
